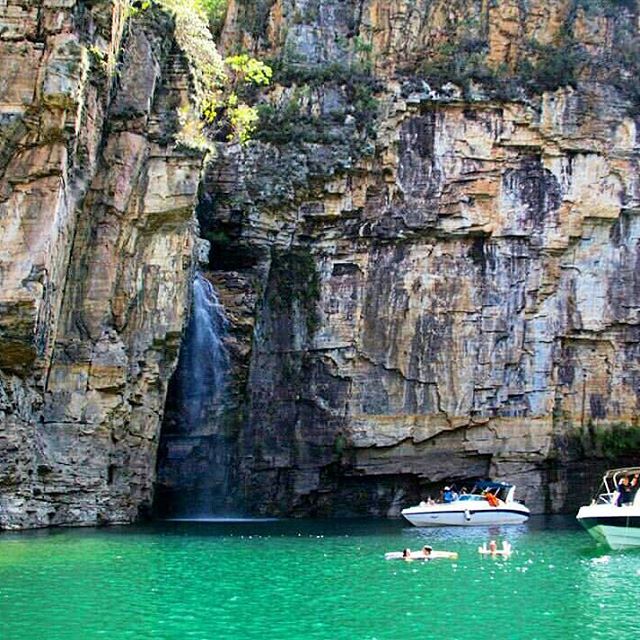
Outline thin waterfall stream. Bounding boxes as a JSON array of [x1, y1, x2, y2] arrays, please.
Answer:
[[154, 272, 233, 518], [175, 272, 229, 431]]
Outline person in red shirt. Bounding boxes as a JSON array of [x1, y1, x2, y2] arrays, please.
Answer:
[[485, 491, 499, 507]]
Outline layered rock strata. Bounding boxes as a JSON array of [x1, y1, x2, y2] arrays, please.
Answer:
[[0, 0, 204, 529], [199, 0, 640, 516], [2, 0, 639, 527]]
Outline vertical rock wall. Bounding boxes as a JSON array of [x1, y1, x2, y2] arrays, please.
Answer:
[[201, 0, 640, 516], [2, 0, 639, 527], [0, 1, 205, 529]]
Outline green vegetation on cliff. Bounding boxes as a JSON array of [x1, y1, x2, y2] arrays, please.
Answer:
[[251, 59, 379, 175], [413, 0, 639, 112], [198, 0, 228, 34], [144, 0, 271, 146], [418, 34, 584, 99], [593, 423, 640, 459]]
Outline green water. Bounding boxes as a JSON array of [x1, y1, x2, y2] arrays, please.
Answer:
[[0, 517, 638, 640]]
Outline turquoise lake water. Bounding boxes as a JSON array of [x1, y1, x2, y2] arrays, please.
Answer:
[[0, 516, 638, 640]]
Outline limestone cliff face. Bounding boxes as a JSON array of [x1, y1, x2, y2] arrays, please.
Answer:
[[0, 0, 204, 528], [2, 0, 639, 528], [199, 0, 640, 516]]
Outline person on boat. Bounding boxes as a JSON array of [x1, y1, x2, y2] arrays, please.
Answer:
[[460, 487, 468, 495], [443, 486, 454, 503], [485, 491, 500, 507], [616, 476, 633, 506], [402, 548, 413, 561]]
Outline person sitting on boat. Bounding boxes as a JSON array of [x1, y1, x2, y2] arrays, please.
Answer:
[[616, 476, 633, 506]]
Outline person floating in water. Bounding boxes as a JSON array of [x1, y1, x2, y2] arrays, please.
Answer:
[[478, 540, 512, 557], [386, 546, 458, 561]]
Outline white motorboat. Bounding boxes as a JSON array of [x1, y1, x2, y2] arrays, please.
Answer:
[[401, 481, 530, 527], [576, 466, 640, 550]]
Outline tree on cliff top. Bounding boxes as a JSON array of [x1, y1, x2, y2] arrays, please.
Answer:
[[149, 0, 271, 146]]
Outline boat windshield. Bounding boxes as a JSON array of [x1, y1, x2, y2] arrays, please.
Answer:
[[471, 481, 513, 502], [457, 494, 485, 502]]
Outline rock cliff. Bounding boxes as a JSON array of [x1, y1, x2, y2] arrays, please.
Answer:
[[2, 0, 640, 528], [192, 0, 640, 516], [0, 0, 205, 528]]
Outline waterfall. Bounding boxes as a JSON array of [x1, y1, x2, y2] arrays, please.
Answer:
[[154, 272, 232, 518], [174, 273, 229, 432]]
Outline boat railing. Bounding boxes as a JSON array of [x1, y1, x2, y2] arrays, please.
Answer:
[[596, 492, 616, 505]]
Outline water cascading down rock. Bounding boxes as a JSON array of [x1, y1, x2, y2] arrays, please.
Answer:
[[154, 273, 232, 518]]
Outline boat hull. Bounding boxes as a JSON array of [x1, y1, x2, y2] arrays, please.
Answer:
[[577, 504, 640, 549], [402, 504, 529, 527]]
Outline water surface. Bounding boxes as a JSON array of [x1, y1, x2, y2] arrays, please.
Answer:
[[0, 516, 637, 640]]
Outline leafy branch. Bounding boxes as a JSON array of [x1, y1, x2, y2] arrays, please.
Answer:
[[151, 0, 271, 147]]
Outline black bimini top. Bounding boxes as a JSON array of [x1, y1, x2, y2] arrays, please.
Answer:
[[474, 481, 513, 491]]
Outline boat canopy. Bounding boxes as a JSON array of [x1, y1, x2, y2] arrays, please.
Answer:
[[593, 467, 640, 503], [473, 481, 514, 492], [602, 467, 640, 479]]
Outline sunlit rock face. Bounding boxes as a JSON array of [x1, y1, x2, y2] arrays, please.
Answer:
[[0, 1, 203, 529], [204, 0, 640, 516], [2, 0, 639, 528]]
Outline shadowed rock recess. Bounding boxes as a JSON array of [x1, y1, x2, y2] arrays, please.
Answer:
[[2, 0, 640, 529]]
